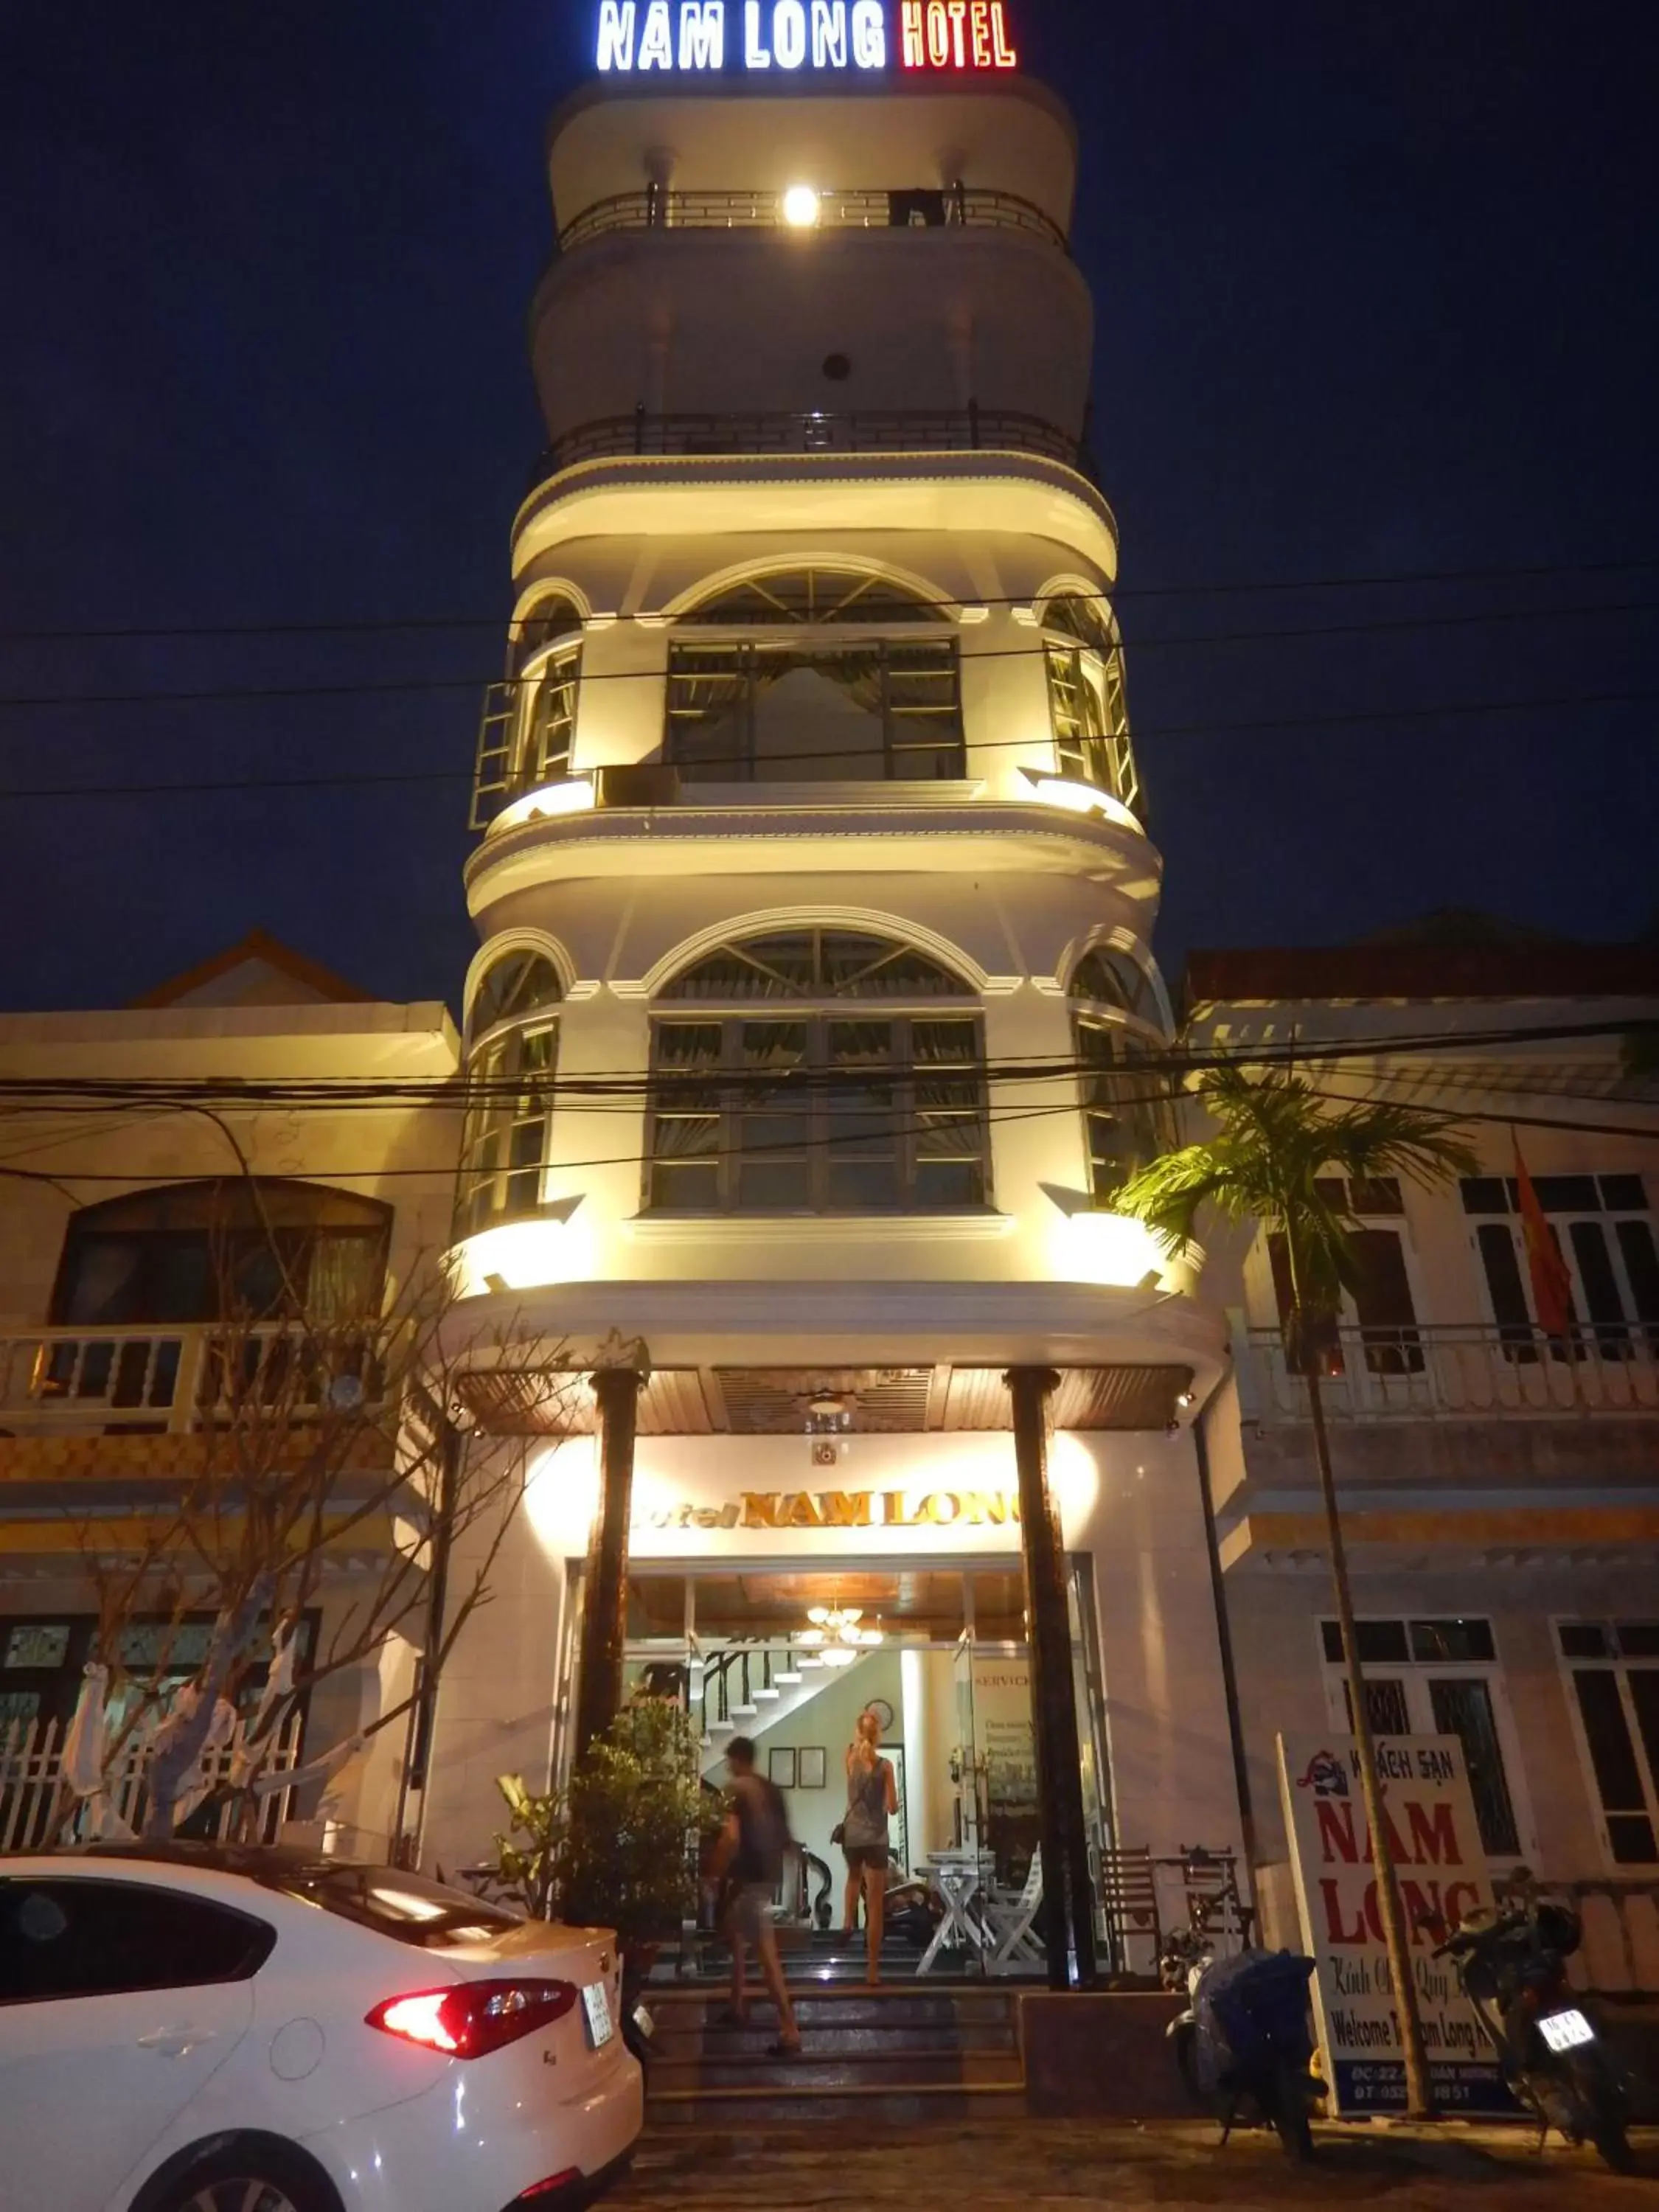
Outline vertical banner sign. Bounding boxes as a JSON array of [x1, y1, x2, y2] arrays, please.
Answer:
[[1277, 1733, 1512, 2115]]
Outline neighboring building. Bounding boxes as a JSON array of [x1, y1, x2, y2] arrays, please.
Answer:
[[1187, 931, 1659, 1992], [0, 933, 459, 1853]]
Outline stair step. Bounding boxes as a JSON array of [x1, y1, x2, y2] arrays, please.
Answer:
[[648, 2084, 1023, 2126], [730, 1703, 758, 1718], [774, 1671, 802, 1686], [753, 1687, 780, 1702], [650, 2025, 1017, 2061], [647, 2051, 1022, 2093]]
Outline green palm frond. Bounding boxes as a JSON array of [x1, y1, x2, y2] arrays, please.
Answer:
[[1108, 1065, 1475, 1313]]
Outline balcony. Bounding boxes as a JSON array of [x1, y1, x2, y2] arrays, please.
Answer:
[[0, 1323, 383, 1441], [557, 184, 1068, 256], [1236, 1323, 1659, 1425], [527, 405, 1092, 495]]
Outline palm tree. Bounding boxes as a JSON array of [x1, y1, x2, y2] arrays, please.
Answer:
[[1110, 1064, 1477, 2121]]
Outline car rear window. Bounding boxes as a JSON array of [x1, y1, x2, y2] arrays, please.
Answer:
[[260, 1864, 526, 1949], [0, 1878, 274, 2003]]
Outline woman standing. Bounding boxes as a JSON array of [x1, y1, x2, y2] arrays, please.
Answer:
[[841, 1709, 900, 1986]]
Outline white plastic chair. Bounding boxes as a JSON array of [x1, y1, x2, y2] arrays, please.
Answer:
[[984, 1846, 1044, 1974]]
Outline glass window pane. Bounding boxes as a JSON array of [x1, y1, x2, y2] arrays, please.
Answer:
[[738, 1161, 813, 1208], [650, 1161, 719, 1208], [1478, 1223, 1534, 1349], [4, 1624, 70, 1670], [1342, 1678, 1412, 1735], [1570, 1220, 1629, 1346], [1614, 1624, 1659, 1658], [1559, 1623, 1612, 1658], [1349, 1178, 1404, 1215], [1628, 1669, 1659, 1792], [1573, 1669, 1648, 1812], [1410, 1619, 1496, 1664], [1601, 1174, 1648, 1212], [1607, 1812, 1659, 1865], [1461, 1177, 1512, 1214], [1535, 1175, 1601, 1213], [1615, 1220, 1659, 1333], [1427, 1677, 1520, 1856], [0, 1881, 274, 2001]]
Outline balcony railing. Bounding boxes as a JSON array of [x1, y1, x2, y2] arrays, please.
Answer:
[[557, 184, 1068, 256], [528, 405, 1092, 493], [0, 1324, 383, 1440], [1237, 1323, 1659, 1425]]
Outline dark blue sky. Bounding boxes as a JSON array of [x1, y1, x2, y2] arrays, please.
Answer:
[[1, 1, 1655, 1012]]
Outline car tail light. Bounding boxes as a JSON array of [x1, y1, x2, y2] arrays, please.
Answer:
[[511, 2175, 580, 2203], [365, 1978, 577, 2059]]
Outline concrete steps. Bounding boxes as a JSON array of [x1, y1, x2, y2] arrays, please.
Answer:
[[644, 1983, 1024, 2124]]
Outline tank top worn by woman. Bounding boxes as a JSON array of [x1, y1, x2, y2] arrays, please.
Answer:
[[843, 1757, 890, 1851]]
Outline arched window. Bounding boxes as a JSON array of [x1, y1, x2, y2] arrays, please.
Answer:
[[1067, 950, 1175, 1203], [513, 593, 585, 668], [1069, 946, 1162, 1027], [468, 950, 564, 1039], [1039, 591, 1142, 819], [50, 1180, 390, 1331], [456, 956, 563, 1239], [471, 599, 585, 831], [648, 928, 987, 1214], [667, 568, 962, 784]]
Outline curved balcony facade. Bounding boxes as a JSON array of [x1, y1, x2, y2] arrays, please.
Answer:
[[557, 182, 1069, 254]]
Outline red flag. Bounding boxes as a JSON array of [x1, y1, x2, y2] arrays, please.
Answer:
[[1513, 1136, 1574, 1338]]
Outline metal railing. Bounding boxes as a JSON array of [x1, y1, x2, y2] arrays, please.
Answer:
[[528, 404, 1091, 492], [1237, 1322, 1659, 1424], [0, 1322, 383, 1439], [558, 184, 1068, 256]]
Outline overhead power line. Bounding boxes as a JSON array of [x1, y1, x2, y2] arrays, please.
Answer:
[[1, 684, 1655, 804], [4, 554, 1658, 641]]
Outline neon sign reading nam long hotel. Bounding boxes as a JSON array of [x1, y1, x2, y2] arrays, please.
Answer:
[[597, 1, 1018, 74]]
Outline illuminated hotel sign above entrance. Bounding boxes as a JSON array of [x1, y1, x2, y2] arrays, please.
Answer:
[[596, 1, 1018, 75]]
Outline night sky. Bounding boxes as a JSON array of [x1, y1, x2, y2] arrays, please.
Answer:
[[2, 1, 1655, 1015]]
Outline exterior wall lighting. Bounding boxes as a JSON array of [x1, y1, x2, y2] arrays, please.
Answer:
[[1018, 765, 1142, 837], [489, 779, 597, 836], [782, 184, 822, 229]]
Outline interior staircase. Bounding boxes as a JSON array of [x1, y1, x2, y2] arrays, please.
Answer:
[[695, 1641, 875, 1781], [644, 1958, 1026, 2124]]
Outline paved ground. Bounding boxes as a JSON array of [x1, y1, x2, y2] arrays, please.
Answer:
[[616, 2119, 1659, 2208]]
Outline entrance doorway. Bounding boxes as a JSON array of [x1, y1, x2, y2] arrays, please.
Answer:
[[582, 1559, 1114, 1980]]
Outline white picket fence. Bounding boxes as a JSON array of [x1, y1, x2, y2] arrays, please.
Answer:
[[0, 1708, 304, 1854]]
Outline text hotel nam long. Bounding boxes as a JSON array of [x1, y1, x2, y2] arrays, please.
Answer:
[[597, 1, 1018, 74]]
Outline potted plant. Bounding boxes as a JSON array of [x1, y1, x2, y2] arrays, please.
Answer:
[[493, 1699, 714, 2031]]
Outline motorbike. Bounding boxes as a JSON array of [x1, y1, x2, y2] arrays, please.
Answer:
[[1161, 1926, 1319, 2160], [1426, 1895, 1634, 2172]]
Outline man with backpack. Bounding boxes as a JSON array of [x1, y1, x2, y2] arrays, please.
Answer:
[[713, 1736, 802, 2055]]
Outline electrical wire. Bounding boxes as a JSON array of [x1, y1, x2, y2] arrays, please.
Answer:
[[4, 554, 1658, 641]]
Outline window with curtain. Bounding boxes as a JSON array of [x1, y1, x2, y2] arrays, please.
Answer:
[[49, 1183, 391, 1332], [471, 599, 584, 830], [1557, 1621, 1659, 1865], [646, 929, 986, 1214], [1073, 1018, 1176, 1203], [456, 1024, 559, 1238], [1039, 592, 1142, 817], [1069, 945, 1163, 1026], [1463, 1172, 1658, 1358], [468, 950, 564, 1041], [665, 567, 963, 783]]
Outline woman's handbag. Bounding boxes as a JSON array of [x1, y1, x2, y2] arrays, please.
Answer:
[[830, 1821, 846, 1847]]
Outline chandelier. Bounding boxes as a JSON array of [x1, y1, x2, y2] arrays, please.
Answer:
[[800, 1604, 883, 1668]]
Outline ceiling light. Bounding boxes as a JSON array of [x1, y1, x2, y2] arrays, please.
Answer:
[[782, 184, 821, 229], [798, 1627, 825, 1646], [806, 1606, 830, 1625], [821, 1646, 857, 1667]]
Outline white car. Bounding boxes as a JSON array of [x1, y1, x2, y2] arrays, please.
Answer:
[[0, 1843, 643, 2212]]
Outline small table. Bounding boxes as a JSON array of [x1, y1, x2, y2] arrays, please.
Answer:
[[916, 1851, 998, 1975]]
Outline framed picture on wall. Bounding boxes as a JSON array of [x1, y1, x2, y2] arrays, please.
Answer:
[[798, 1747, 827, 1790], [768, 1747, 797, 1788]]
